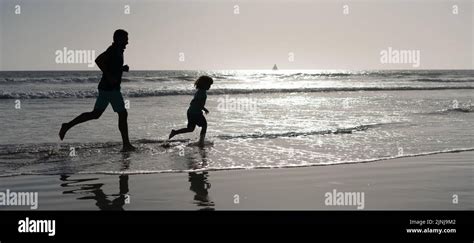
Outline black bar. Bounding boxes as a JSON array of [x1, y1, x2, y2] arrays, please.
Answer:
[[0, 211, 472, 242]]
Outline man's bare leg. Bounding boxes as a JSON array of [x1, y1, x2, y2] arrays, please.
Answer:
[[118, 110, 136, 152], [59, 109, 104, 140]]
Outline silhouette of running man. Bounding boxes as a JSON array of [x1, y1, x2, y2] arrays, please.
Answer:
[[59, 29, 136, 152]]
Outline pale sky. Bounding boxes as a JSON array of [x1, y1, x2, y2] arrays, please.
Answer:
[[0, 0, 472, 70]]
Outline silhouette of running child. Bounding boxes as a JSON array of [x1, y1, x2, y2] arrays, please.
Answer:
[[168, 76, 213, 147]]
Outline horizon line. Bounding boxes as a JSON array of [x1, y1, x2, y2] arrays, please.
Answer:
[[1, 68, 473, 72]]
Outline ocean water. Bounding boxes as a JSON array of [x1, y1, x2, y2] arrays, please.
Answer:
[[0, 70, 473, 177]]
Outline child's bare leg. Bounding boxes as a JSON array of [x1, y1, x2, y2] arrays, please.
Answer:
[[198, 124, 207, 147], [169, 124, 195, 139]]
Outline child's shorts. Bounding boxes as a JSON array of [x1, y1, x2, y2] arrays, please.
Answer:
[[187, 111, 207, 127]]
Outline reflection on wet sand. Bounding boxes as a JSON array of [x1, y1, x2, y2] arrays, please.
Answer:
[[59, 149, 216, 210], [60, 174, 129, 210], [187, 147, 215, 210], [59, 153, 131, 210]]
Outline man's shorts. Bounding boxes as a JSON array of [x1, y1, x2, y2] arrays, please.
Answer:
[[94, 90, 126, 113]]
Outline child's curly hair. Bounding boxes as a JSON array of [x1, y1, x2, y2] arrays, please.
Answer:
[[194, 76, 214, 89]]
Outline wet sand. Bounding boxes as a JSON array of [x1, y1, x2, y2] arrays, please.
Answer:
[[0, 151, 472, 210]]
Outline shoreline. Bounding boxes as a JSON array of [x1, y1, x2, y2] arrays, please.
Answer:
[[1, 147, 473, 178]]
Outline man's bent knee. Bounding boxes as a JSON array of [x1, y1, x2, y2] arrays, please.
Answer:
[[187, 124, 195, 132], [118, 110, 128, 118], [91, 110, 104, 119]]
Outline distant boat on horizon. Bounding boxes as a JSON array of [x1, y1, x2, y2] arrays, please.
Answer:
[[272, 64, 278, 70]]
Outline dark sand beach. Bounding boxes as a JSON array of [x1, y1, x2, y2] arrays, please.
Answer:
[[1, 151, 472, 210]]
